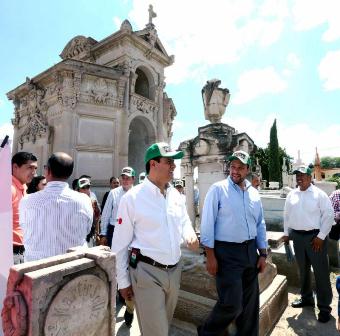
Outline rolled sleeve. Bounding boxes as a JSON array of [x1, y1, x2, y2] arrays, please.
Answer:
[[200, 185, 219, 248], [111, 195, 134, 289], [317, 192, 335, 240]]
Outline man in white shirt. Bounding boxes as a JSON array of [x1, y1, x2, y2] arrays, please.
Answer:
[[100, 167, 135, 248], [20, 152, 93, 262], [111, 142, 199, 336], [99, 166, 136, 327], [283, 165, 334, 323]]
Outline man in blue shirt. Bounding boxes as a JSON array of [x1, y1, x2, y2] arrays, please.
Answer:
[[198, 150, 267, 336]]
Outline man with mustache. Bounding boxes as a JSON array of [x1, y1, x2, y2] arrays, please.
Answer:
[[283, 165, 334, 323]]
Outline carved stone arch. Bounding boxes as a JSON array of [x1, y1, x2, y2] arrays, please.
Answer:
[[128, 116, 156, 177], [132, 65, 157, 101]]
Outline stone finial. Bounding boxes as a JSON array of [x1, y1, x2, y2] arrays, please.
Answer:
[[201, 79, 230, 124], [120, 19, 132, 32], [148, 4, 157, 26]]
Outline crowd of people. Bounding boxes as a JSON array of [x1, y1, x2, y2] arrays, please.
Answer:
[[9, 143, 340, 335]]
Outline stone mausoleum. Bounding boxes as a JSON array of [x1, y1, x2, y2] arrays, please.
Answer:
[[7, 7, 176, 195]]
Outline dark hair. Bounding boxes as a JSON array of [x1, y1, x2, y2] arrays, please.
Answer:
[[27, 175, 45, 194], [109, 176, 118, 183], [12, 152, 37, 167], [146, 156, 161, 174], [47, 153, 74, 179], [72, 179, 79, 190]]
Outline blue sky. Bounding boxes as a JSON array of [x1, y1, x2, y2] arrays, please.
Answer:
[[1, 0, 339, 164]]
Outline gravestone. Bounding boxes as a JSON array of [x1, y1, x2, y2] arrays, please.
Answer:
[[1, 246, 115, 336]]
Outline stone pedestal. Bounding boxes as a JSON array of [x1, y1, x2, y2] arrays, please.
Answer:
[[175, 246, 288, 335], [1, 246, 115, 336]]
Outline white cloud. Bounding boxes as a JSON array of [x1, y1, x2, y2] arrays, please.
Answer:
[[286, 52, 301, 69], [292, 0, 340, 42], [233, 66, 287, 104], [112, 16, 122, 30], [318, 50, 340, 90], [222, 114, 340, 163], [127, 0, 288, 84]]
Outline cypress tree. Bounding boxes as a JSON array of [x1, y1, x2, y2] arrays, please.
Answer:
[[268, 119, 281, 182]]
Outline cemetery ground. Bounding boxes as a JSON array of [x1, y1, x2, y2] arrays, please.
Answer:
[[115, 268, 340, 336]]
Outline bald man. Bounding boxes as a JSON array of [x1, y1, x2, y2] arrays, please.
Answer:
[[20, 152, 93, 261]]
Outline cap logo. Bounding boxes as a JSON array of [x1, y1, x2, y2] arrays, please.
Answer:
[[122, 168, 131, 173], [162, 145, 171, 152], [235, 152, 246, 160]]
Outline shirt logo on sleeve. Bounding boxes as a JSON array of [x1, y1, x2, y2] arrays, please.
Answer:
[[117, 218, 123, 224]]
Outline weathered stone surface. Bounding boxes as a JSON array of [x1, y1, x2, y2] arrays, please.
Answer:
[[1, 246, 116, 336]]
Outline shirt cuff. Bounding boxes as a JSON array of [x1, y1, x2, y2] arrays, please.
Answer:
[[317, 232, 326, 240], [117, 274, 131, 290]]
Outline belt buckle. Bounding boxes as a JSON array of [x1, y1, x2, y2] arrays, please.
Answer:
[[152, 260, 157, 266], [164, 265, 169, 270]]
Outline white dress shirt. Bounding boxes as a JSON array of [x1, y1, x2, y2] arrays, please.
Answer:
[[111, 177, 196, 289], [20, 181, 93, 261], [284, 184, 334, 240], [100, 186, 126, 235]]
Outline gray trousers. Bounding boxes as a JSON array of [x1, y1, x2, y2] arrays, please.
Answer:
[[130, 261, 182, 336], [291, 230, 332, 313]]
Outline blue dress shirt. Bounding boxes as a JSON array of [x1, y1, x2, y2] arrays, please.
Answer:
[[200, 176, 267, 249]]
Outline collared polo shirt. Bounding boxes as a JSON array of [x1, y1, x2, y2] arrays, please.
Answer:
[[111, 177, 195, 289], [11, 175, 27, 246]]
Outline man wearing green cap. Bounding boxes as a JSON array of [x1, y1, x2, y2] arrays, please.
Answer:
[[198, 150, 267, 336], [111, 142, 198, 336], [283, 165, 334, 323]]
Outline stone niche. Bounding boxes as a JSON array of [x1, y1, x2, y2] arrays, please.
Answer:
[[1, 246, 115, 336]]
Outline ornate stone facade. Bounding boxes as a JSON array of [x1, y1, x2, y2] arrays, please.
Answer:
[[7, 10, 176, 197]]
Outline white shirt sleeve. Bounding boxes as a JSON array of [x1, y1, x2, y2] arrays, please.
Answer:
[[317, 191, 335, 240], [111, 194, 134, 289], [100, 190, 113, 235], [283, 193, 291, 236], [180, 195, 196, 242]]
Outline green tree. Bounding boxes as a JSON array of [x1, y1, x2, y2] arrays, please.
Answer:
[[321, 156, 340, 168], [268, 119, 281, 182]]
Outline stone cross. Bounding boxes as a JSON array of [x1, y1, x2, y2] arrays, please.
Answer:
[[148, 5, 157, 25]]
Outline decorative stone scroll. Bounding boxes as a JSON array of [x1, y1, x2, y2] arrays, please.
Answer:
[[60, 36, 97, 60]]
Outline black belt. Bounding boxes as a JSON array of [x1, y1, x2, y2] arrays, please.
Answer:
[[292, 229, 319, 234], [215, 239, 255, 246], [13, 245, 25, 254], [139, 254, 178, 270]]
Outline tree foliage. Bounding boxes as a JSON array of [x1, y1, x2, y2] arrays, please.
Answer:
[[321, 156, 340, 168], [268, 119, 281, 182]]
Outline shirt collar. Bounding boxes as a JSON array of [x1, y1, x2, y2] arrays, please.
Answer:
[[297, 184, 314, 192], [44, 181, 69, 191], [227, 175, 251, 191], [12, 175, 26, 192], [144, 176, 170, 196]]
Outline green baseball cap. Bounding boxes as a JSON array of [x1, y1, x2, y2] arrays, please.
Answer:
[[121, 166, 135, 177], [144, 142, 184, 164], [228, 150, 251, 165], [293, 165, 312, 176]]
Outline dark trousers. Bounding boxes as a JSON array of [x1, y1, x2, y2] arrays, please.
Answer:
[[291, 230, 332, 313], [107, 224, 115, 248], [199, 240, 259, 336]]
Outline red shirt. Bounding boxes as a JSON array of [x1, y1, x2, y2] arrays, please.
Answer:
[[11, 176, 27, 246]]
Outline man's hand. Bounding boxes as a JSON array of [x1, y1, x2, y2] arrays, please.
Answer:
[[283, 235, 289, 245], [119, 286, 134, 301], [100, 236, 108, 246], [205, 248, 218, 276], [186, 234, 199, 251], [337, 317, 340, 331], [257, 256, 267, 273], [311, 237, 324, 252]]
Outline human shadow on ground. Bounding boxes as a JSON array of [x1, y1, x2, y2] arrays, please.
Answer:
[[286, 308, 338, 336]]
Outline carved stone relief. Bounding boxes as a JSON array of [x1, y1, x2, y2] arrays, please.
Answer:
[[130, 93, 158, 120], [60, 36, 97, 60]]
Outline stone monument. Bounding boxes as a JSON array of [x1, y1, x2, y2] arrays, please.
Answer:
[[1, 246, 115, 336], [7, 8, 176, 199], [179, 79, 255, 223]]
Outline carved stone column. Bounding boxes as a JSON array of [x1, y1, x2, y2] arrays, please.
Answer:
[[181, 161, 195, 226]]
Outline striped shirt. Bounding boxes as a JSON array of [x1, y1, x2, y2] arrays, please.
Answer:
[[330, 190, 340, 221], [20, 181, 93, 261]]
